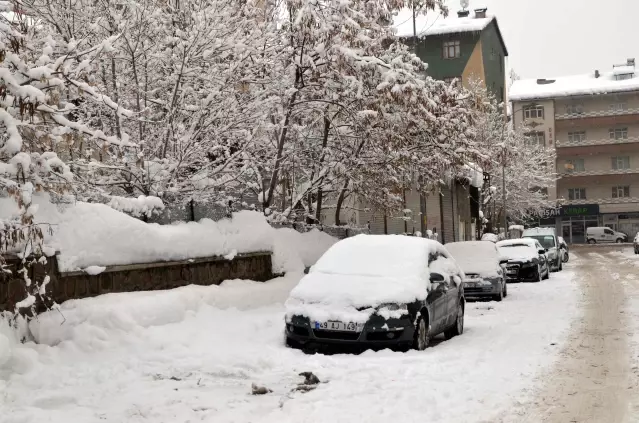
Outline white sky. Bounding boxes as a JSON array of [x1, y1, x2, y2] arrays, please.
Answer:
[[437, 0, 639, 80]]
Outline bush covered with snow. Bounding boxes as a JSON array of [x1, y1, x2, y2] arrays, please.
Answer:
[[0, 194, 337, 275]]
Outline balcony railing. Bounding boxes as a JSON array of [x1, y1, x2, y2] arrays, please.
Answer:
[[555, 107, 639, 120], [556, 136, 639, 148], [561, 197, 639, 205], [559, 168, 639, 177]]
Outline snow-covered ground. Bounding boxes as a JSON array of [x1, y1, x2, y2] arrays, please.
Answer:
[[1, 266, 578, 423]]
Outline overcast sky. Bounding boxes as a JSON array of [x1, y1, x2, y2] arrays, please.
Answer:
[[439, 0, 639, 80]]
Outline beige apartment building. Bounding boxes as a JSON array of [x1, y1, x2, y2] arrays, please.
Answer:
[[510, 59, 639, 243]]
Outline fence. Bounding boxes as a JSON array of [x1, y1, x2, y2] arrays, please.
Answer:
[[0, 252, 273, 313]]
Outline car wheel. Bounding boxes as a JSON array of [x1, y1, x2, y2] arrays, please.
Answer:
[[503, 282, 508, 298], [445, 304, 464, 339], [535, 265, 542, 282], [413, 314, 430, 351], [635, 249, 638, 255], [616, 238, 623, 244], [588, 239, 596, 244], [559, 261, 563, 272], [493, 288, 503, 302]]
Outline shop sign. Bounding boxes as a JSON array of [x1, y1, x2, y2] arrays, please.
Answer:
[[536, 204, 599, 218]]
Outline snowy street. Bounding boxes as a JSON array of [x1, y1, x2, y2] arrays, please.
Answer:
[[0, 250, 583, 423]]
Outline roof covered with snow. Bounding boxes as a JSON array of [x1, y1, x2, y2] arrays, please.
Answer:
[[393, 9, 508, 56], [509, 70, 639, 101]]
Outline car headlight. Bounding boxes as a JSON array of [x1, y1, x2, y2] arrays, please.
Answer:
[[378, 303, 408, 312]]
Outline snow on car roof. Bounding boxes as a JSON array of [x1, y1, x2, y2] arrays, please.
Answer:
[[510, 70, 639, 101], [444, 241, 500, 277], [497, 238, 536, 248], [393, 8, 494, 38], [523, 227, 556, 236], [310, 234, 446, 279]]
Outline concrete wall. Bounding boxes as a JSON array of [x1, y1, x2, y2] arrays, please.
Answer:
[[555, 92, 639, 116], [0, 252, 273, 313]]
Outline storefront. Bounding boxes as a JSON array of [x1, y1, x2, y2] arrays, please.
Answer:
[[532, 204, 600, 244]]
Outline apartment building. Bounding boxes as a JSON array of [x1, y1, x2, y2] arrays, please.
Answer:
[[510, 59, 639, 243]]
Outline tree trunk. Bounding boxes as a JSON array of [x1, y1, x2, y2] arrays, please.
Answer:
[[110, 57, 122, 140], [314, 113, 331, 222], [334, 178, 349, 226]]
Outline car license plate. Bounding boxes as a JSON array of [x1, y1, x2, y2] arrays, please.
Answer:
[[464, 282, 477, 287], [314, 321, 361, 332]]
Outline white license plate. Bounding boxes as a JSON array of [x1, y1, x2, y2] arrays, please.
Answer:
[[464, 282, 478, 287], [314, 321, 361, 332]]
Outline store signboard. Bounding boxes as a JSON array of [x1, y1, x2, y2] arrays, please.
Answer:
[[535, 204, 599, 218]]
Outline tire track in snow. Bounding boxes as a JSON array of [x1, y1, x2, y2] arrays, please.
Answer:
[[499, 246, 634, 423]]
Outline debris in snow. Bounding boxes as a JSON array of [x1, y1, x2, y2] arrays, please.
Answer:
[[251, 383, 272, 395], [84, 266, 107, 276]]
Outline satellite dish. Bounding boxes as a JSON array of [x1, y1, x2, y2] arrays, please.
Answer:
[[460, 0, 469, 10]]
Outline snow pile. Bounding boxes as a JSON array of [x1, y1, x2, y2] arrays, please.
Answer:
[[509, 225, 525, 232], [286, 235, 460, 322], [0, 195, 337, 274], [394, 8, 494, 38], [510, 71, 639, 101], [481, 233, 499, 243], [107, 195, 165, 217], [444, 241, 501, 277]]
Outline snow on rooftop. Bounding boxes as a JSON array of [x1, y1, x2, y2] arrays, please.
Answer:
[[510, 69, 639, 101], [393, 8, 494, 38]]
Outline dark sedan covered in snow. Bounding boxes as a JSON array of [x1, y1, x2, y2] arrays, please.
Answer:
[[496, 238, 549, 282], [445, 241, 508, 302], [284, 235, 466, 352]]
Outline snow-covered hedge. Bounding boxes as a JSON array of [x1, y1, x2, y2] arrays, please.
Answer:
[[0, 195, 337, 275]]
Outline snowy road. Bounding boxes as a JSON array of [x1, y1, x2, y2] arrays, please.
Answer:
[[3, 264, 579, 423], [496, 246, 639, 423]]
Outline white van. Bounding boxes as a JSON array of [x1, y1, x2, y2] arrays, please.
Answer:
[[586, 227, 627, 244]]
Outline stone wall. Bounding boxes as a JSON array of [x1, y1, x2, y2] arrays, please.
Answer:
[[0, 252, 273, 312]]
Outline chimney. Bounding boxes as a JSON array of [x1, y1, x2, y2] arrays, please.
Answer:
[[458, 10, 470, 18], [628, 58, 636, 67], [474, 8, 487, 18], [595, 70, 600, 78]]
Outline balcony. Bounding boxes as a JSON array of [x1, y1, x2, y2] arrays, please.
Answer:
[[556, 136, 639, 148], [556, 107, 639, 120], [559, 168, 639, 177]]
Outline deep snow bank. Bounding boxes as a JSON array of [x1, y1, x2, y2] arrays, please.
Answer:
[[0, 195, 336, 274]]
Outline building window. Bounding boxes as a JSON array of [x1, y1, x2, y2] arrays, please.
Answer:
[[568, 188, 586, 200], [443, 76, 461, 87], [565, 103, 584, 115], [615, 73, 634, 81], [523, 105, 544, 119], [443, 41, 460, 59], [612, 186, 631, 198], [609, 128, 629, 140], [567, 131, 587, 143], [525, 131, 545, 146], [612, 156, 630, 170], [564, 158, 585, 172], [609, 102, 628, 112]]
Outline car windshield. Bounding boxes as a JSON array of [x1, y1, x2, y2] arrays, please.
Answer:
[[525, 235, 555, 249]]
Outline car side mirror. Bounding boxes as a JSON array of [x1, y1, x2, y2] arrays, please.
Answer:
[[538, 249, 545, 255], [303, 267, 310, 274], [430, 272, 445, 283], [545, 248, 549, 252]]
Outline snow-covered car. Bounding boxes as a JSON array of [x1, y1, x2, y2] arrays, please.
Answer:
[[522, 227, 562, 272], [284, 235, 465, 352], [558, 236, 569, 263], [444, 241, 508, 302], [481, 232, 499, 243], [634, 232, 639, 254], [496, 238, 550, 282]]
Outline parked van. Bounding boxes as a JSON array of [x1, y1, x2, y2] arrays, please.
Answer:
[[586, 227, 628, 244]]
